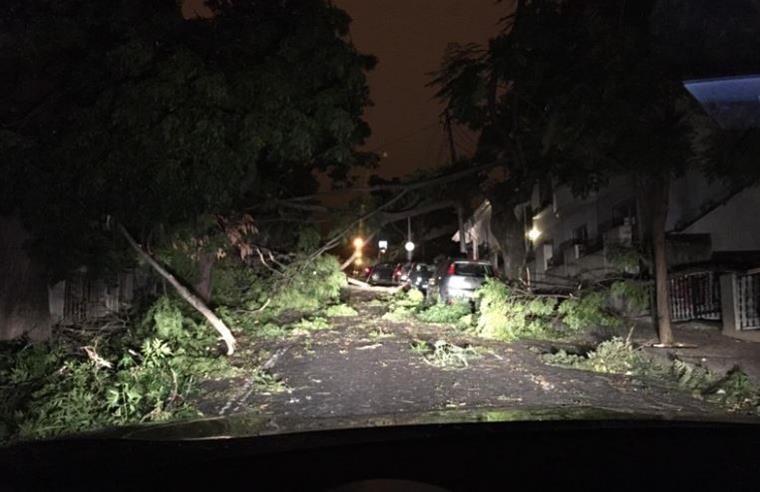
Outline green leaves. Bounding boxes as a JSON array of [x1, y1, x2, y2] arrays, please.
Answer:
[[474, 278, 619, 341], [3, 0, 374, 277]]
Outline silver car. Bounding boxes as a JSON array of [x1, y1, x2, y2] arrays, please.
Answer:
[[430, 259, 493, 303]]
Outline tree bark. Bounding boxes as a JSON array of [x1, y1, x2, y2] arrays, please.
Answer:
[[650, 175, 675, 345], [457, 203, 467, 255], [118, 225, 236, 355], [490, 204, 526, 281], [194, 252, 215, 304], [0, 215, 51, 341]]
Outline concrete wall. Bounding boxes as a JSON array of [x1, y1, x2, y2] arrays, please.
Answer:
[[682, 186, 760, 252]]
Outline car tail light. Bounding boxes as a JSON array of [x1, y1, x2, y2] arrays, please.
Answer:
[[447, 263, 456, 275]]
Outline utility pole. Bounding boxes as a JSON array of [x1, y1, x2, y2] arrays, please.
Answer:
[[446, 109, 467, 256], [407, 217, 413, 261], [444, 109, 458, 164]]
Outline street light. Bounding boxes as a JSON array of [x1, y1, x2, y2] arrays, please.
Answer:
[[352, 237, 364, 249], [527, 227, 541, 242], [404, 241, 415, 252]]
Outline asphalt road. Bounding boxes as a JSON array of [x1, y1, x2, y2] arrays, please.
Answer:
[[213, 287, 734, 422]]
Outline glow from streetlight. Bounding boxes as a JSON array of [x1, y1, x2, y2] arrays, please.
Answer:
[[353, 237, 364, 249], [404, 241, 415, 252], [527, 227, 541, 242], [354, 257, 363, 266]]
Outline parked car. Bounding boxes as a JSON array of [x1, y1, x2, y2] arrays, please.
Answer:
[[407, 263, 433, 292], [366, 262, 398, 286], [429, 259, 493, 303], [392, 262, 413, 284]]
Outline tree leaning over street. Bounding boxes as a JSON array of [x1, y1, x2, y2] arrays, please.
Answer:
[[432, 0, 760, 345], [0, 0, 375, 353]]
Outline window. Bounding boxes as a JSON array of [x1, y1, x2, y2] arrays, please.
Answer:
[[612, 200, 637, 226], [542, 242, 554, 270], [572, 224, 588, 243]]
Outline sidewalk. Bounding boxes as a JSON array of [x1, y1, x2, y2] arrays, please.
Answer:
[[631, 320, 760, 384]]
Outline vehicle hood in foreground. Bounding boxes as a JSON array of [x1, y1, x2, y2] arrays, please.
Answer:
[[100, 405, 759, 442]]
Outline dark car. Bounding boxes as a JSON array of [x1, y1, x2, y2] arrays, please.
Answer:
[[407, 263, 433, 292], [392, 262, 413, 284], [366, 262, 398, 286], [429, 259, 493, 303]]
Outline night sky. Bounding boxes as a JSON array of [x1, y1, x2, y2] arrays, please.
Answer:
[[334, 0, 507, 179], [184, 0, 507, 180]]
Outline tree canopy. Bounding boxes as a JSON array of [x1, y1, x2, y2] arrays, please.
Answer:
[[0, 0, 375, 279]]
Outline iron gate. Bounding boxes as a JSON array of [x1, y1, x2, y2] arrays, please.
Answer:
[[737, 272, 760, 330], [669, 272, 721, 322]]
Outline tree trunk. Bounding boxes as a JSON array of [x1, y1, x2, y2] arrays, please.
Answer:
[[650, 175, 675, 345], [194, 252, 215, 304], [340, 250, 359, 271], [0, 215, 51, 341], [340, 231, 377, 271], [118, 225, 236, 355], [456, 203, 467, 255], [490, 204, 526, 281]]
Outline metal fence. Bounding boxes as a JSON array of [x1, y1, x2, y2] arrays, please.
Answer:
[[61, 271, 136, 325], [669, 272, 722, 322], [737, 272, 760, 330]]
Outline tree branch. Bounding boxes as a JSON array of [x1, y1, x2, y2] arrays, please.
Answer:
[[118, 224, 237, 355]]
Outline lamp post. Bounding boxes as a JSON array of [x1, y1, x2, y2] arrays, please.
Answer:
[[406, 217, 414, 261]]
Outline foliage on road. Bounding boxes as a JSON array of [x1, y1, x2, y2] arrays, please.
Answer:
[[544, 338, 760, 414], [543, 338, 651, 376], [416, 302, 472, 324], [323, 304, 359, 317], [382, 289, 473, 326], [474, 279, 620, 342], [0, 296, 252, 444], [217, 254, 347, 338], [410, 339, 480, 370]]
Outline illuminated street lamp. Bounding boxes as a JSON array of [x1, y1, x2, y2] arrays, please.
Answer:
[[352, 237, 364, 249], [378, 240, 388, 250], [404, 241, 415, 252], [527, 227, 541, 242]]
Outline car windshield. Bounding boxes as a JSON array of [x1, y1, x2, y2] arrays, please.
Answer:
[[454, 263, 492, 277], [2, 0, 759, 447]]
